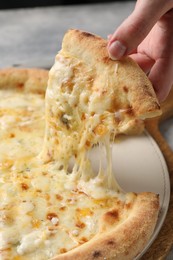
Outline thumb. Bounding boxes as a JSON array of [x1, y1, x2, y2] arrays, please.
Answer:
[[108, 0, 169, 60]]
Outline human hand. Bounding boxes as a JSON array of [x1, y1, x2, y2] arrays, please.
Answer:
[[107, 0, 173, 102]]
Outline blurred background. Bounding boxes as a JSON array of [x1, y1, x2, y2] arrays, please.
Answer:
[[0, 0, 136, 68], [0, 0, 132, 9]]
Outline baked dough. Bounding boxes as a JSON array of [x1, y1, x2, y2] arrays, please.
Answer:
[[62, 29, 160, 119], [0, 29, 161, 260]]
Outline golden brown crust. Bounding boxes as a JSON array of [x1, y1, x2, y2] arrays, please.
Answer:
[[52, 193, 159, 260], [0, 68, 48, 94], [61, 29, 161, 119]]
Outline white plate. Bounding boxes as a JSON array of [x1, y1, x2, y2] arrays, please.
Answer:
[[89, 130, 170, 259]]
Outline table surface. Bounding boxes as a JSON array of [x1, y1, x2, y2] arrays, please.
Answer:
[[0, 2, 173, 259]]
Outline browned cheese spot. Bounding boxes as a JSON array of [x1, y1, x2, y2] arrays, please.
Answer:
[[85, 140, 91, 147], [91, 112, 95, 116], [60, 248, 67, 254], [81, 113, 86, 120], [36, 189, 42, 193], [81, 31, 98, 39], [123, 86, 129, 93], [56, 194, 63, 200], [66, 198, 76, 203], [21, 183, 29, 190], [93, 250, 102, 258], [61, 80, 74, 93], [107, 240, 115, 246], [9, 133, 15, 138], [75, 220, 86, 229], [59, 206, 66, 211], [79, 237, 88, 244], [47, 212, 58, 221], [101, 89, 108, 96], [16, 82, 24, 89], [125, 202, 132, 209], [0, 248, 11, 252], [105, 209, 119, 225], [125, 107, 134, 117]]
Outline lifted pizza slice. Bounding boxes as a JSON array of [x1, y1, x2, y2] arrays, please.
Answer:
[[41, 29, 161, 189]]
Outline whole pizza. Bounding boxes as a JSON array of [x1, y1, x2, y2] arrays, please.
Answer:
[[0, 29, 161, 260]]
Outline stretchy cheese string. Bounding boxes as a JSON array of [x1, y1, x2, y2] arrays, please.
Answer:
[[41, 53, 121, 193]]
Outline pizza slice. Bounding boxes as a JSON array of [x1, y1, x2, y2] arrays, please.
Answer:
[[41, 29, 161, 186], [42, 29, 161, 162]]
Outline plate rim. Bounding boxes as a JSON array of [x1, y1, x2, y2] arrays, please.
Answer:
[[135, 130, 170, 259]]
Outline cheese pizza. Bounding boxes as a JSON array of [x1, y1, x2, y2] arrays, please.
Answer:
[[0, 29, 161, 260]]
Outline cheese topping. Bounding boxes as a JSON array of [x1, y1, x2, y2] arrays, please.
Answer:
[[41, 54, 133, 190], [0, 56, 137, 259]]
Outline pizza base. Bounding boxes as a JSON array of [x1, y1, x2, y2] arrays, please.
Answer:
[[0, 67, 48, 93], [0, 65, 160, 259]]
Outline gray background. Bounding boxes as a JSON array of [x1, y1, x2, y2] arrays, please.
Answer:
[[0, 2, 135, 68]]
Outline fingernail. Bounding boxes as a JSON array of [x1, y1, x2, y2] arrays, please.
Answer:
[[108, 41, 126, 60], [107, 34, 112, 41]]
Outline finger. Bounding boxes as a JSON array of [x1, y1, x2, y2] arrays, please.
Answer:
[[108, 0, 170, 60], [148, 10, 173, 102], [148, 57, 173, 102], [128, 48, 137, 55], [130, 53, 155, 74]]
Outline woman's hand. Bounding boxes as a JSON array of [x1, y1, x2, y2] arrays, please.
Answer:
[[108, 0, 173, 101]]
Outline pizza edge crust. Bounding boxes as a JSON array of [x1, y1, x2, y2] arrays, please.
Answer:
[[0, 68, 48, 93], [52, 192, 159, 260], [61, 29, 161, 119]]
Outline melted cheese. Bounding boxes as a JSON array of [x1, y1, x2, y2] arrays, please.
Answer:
[[41, 54, 123, 191], [0, 83, 133, 260]]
